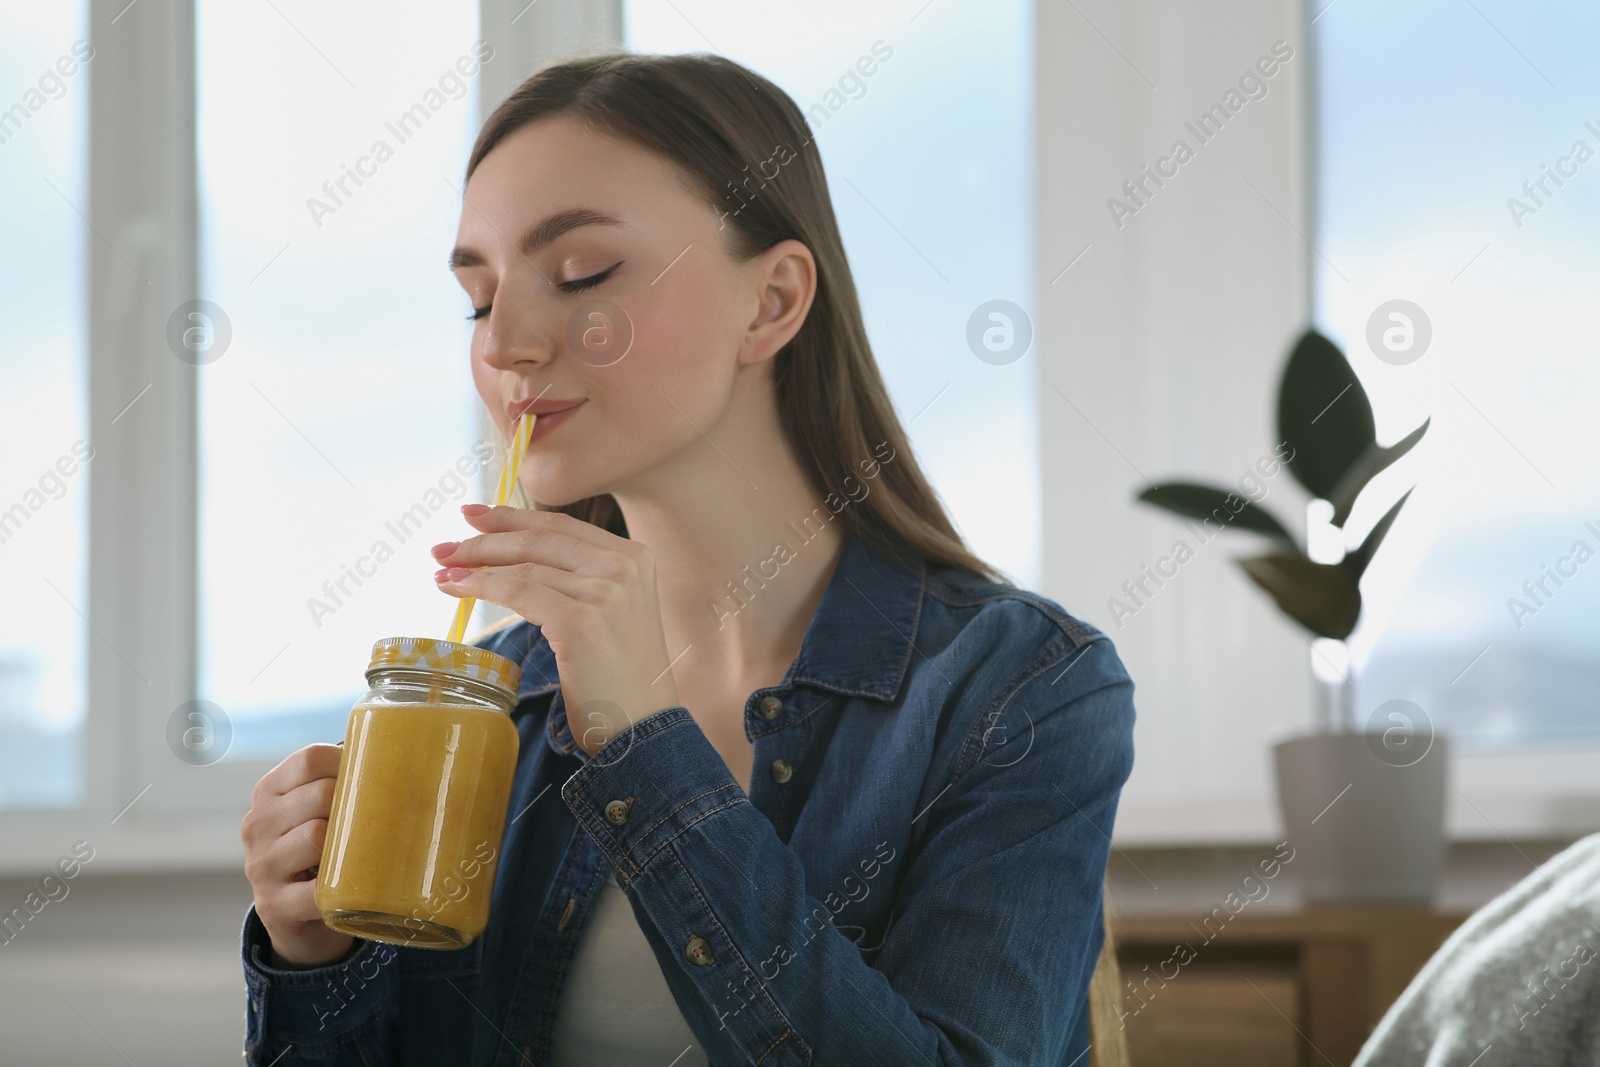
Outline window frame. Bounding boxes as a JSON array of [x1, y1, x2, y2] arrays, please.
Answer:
[[10, 0, 1586, 874], [0, 0, 622, 874], [1035, 0, 1600, 849], [1303, 0, 1600, 846]]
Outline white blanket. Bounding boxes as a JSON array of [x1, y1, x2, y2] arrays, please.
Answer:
[[1355, 833, 1600, 1066]]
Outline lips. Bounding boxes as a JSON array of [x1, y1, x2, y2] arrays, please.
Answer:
[[507, 396, 585, 424]]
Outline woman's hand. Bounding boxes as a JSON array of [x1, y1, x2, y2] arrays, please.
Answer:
[[432, 504, 682, 756], [241, 744, 357, 969]]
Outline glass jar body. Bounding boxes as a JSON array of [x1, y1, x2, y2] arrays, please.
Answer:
[[314, 667, 520, 949]]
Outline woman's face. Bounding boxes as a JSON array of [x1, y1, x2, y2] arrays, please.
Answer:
[[451, 116, 776, 507]]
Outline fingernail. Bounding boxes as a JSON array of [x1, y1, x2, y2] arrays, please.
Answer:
[[430, 542, 459, 558], [438, 567, 471, 582], [461, 503, 490, 516]]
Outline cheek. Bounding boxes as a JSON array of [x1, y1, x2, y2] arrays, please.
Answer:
[[640, 256, 726, 344], [515, 261, 745, 503], [615, 267, 739, 419]]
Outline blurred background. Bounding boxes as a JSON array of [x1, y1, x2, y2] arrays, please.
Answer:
[[0, 0, 1595, 1062]]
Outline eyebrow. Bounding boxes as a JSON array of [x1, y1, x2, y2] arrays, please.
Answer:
[[448, 208, 625, 270]]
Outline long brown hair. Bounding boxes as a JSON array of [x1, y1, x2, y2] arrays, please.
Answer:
[[464, 51, 1000, 583]]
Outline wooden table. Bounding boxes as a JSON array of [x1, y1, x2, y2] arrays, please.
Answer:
[[1110, 908, 1468, 1066]]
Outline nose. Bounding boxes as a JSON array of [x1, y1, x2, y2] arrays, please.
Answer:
[[477, 274, 558, 373]]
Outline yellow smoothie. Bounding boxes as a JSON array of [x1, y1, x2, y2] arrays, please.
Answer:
[[315, 702, 520, 949]]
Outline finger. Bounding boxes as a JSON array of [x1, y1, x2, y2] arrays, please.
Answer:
[[436, 562, 586, 619], [251, 783, 329, 857], [246, 817, 327, 889], [436, 559, 594, 602], [269, 879, 325, 926], [262, 776, 337, 837], [254, 743, 343, 801], [266, 816, 329, 881], [434, 525, 610, 574], [456, 504, 625, 550]]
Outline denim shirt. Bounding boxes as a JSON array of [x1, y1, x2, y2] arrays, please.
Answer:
[[240, 533, 1137, 1066]]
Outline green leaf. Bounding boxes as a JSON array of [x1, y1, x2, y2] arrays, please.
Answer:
[[1134, 482, 1296, 544], [1276, 329, 1376, 499], [1237, 552, 1362, 640], [1343, 487, 1413, 580], [1327, 418, 1430, 527]]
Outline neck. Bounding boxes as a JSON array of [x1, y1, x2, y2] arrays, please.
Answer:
[[608, 372, 846, 686]]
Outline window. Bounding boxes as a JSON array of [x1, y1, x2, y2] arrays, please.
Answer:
[[2, 0, 1039, 827], [0, 0, 614, 858], [1314, 0, 1600, 750], [195, 0, 485, 762], [624, 0, 1039, 586], [0, 2, 91, 809]]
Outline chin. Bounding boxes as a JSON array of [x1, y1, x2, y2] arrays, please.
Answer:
[[521, 436, 671, 508], [521, 465, 613, 509], [525, 482, 597, 509]]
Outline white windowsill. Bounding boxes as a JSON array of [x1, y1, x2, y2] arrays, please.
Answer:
[[1113, 745, 1600, 846], [0, 819, 245, 877]]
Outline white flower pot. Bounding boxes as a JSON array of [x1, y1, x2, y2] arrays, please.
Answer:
[[1272, 731, 1449, 903]]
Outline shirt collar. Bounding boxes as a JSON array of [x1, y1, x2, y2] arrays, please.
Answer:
[[506, 532, 926, 755], [780, 533, 926, 702]]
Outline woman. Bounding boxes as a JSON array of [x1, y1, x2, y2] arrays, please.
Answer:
[[239, 51, 1136, 1066]]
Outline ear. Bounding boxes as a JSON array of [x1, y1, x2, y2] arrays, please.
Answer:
[[738, 239, 816, 367]]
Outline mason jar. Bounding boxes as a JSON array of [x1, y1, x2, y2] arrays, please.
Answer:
[[315, 636, 522, 950]]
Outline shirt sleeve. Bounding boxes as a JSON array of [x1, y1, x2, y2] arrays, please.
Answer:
[[240, 903, 400, 1065], [558, 634, 1136, 1066]]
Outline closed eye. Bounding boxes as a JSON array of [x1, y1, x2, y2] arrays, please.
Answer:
[[558, 261, 623, 294], [465, 261, 624, 320]]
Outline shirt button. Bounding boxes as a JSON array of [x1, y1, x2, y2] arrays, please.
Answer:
[[758, 695, 783, 720], [604, 799, 632, 825], [769, 758, 793, 784], [685, 934, 715, 966]]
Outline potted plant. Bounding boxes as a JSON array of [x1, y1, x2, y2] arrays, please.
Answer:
[[1134, 328, 1446, 903]]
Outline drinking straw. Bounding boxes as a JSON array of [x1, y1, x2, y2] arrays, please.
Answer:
[[444, 411, 534, 646]]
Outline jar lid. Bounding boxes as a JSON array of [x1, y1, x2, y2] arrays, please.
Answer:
[[366, 636, 522, 694]]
